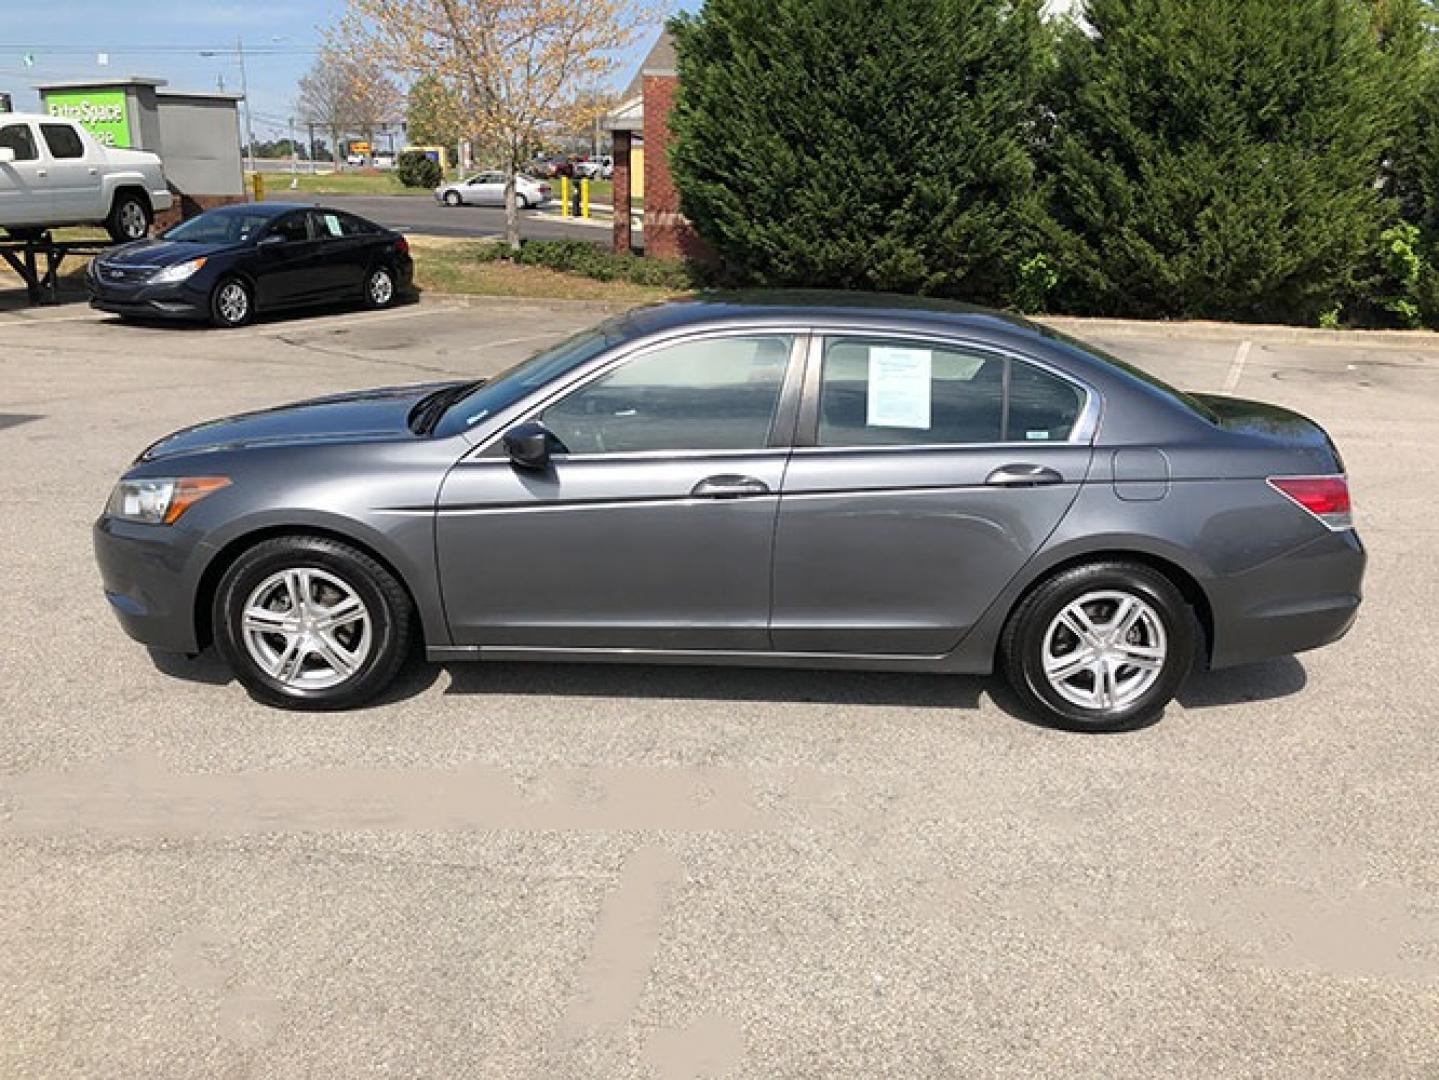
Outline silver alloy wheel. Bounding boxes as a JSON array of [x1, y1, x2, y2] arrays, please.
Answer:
[[444, 191, 461, 206], [1041, 590, 1167, 711], [241, 567, 373, 690], [368, 269, 394, 306], [119, 200, 147, 238], [217, 282, 248, 324]]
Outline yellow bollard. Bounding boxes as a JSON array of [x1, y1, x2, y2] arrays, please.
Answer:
[[251, 172, 265, 202], [581, 178, 590, 219], [560, 176, 570, 217]]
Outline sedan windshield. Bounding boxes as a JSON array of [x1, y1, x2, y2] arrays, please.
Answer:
[[162, 208, 276, 244], [432, 327, 618, 438]]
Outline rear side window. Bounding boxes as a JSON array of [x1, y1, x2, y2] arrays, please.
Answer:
[[0, 123, 38, 162], [269, 212, 311, 243], [817, 337, 1083, 446], [40, 123, 85, 159]]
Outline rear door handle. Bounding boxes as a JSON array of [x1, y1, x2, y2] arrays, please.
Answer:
[[985, 464, 1064, 488], [690, 474, 771, 499]]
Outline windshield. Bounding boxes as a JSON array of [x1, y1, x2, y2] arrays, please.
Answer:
[[432, 327, 618, 438], [162, 208, 276, 245]]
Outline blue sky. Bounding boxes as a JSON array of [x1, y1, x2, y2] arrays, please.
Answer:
[[1, 0, 699, 139]]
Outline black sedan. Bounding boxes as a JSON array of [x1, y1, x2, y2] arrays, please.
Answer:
[[88, 203, 414, 328]]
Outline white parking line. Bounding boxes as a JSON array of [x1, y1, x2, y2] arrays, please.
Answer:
[[1220, 339, 1252, 394]]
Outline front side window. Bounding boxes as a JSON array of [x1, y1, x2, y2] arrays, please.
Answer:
[[268, 212, 311, 244], [0, 123, 38, 162], [40, 123, 84, 159], [542, 335, 794, 455], [817, 337, 1082, 447]]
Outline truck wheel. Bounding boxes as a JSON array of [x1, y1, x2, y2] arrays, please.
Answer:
[[106, 193, 151, 243]]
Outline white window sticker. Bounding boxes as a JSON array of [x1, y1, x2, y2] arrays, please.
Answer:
[[323, 214, 343, 237], [867, 346, 932, 429]]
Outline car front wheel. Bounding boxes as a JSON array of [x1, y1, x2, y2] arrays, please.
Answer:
[[210, 277, 253, 328], [443, 190, 462, 206], [1000, 561, 1197, 732], [213, 536, 413, 710]]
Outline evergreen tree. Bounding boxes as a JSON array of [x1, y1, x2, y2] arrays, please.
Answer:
[[668, 0, 1054, 305], [1046, 0, 1406, 324]]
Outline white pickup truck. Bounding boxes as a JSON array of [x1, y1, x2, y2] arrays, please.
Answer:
[[0, 112, 173, 243]]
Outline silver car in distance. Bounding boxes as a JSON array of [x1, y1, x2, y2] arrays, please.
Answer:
[[93, 295, 1364, 730]]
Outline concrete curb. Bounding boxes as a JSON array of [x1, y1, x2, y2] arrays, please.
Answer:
[[416, 292, 642, 315]]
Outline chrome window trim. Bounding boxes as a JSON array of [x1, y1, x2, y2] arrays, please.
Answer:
[[465, 326, 813, 462], [806, 329, 1102, 448]]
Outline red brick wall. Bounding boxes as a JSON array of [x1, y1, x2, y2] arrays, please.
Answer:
[[641, 73, 711, 263], [153, 191, 247, 232]]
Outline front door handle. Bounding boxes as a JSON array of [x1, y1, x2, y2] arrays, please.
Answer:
[[690, 474, 771, 499], [985, 464, 1064, 488]]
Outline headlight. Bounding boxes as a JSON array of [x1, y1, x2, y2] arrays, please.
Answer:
[[107, 476, 230, 525], [150, 257, 208, 285]]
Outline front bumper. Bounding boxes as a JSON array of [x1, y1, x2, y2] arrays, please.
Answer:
[[93, 516, 208, 653], [88, 271, 209, 320]]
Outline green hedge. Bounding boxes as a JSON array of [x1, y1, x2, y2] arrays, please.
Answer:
[[666, 0, 1439, 329], [396, 151, 443, 190]]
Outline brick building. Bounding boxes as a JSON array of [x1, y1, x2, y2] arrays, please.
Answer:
[[602, 31, 707, 261]]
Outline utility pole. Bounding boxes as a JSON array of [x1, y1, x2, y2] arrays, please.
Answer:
[[237, 35, 256, 178]]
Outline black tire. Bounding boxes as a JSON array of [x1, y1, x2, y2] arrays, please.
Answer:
[[516, 193, 530, 210], [212, 535, 413, 710], [106, 191, 152, 243], [362, 264, 397, 309], [209, 277, 253, 328], [443, 190, 462, 206], [999, 561, 1197, 732]]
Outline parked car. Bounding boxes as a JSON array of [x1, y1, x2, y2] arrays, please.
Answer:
[[0, 112, 173, 242], [92, 295, 1364, 728], [373, 152, 395, 169], [87, 202, 412, 328], [435, 171, 552, 209], [573, 156, 613, 180], [529, 156, 575, 180]]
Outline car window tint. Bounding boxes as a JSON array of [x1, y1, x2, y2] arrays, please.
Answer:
[[338, 213, 374, 236], [1008, 361, 1083, 442], [311, 211, 346, 238], [543, 335, 793, 455], [0, 123, 38, 162], [270, 212, 311, 243], [818, 337, 1083, 446], [40, 123, 84, 159], [819, 338, 1004, 446]]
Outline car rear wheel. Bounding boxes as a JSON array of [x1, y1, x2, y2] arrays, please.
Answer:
[[213, 536, 412, 710], [1000, 561, 1196, 732], [363, 265, 396, 309], [106, 192, 151, 243], [210, 277, 253, 328], [443, 190, 462, 206]]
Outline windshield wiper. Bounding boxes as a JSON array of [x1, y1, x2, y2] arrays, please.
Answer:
[[408, 380, 486, 435]]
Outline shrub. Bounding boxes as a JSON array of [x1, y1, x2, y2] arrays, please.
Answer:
[[1044, 0, 1411, 325], [396, 151, 443, 190], [667, 0, 1055, 306], [478, 239, 696, 291]]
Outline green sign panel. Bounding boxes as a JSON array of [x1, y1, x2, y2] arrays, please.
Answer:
[[43, 90, 130, 148]]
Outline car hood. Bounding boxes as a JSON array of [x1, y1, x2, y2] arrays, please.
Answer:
[[139, 381, 465, 462], [102, 238, 239, 267]]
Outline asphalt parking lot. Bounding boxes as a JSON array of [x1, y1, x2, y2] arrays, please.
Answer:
[[1, 296, 1437, 1078]]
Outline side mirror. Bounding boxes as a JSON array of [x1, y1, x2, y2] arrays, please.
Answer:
[[0, 147, 15, 164], [503, 421, 560, 471]]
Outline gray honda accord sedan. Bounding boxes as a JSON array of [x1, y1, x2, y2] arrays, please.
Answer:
[[93, 295, 1364, 730]]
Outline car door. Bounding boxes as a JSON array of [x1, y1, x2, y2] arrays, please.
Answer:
[[469, 172, 504, 206], [38, 122, 102, 222], [307, 209, 367, 297], [0, 121, 51, 226], [770, 332, 1096, 655], [253, 210, 325, 308], [436, 331, 805, 650]]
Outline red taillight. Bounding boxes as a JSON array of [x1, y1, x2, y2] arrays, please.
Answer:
[[394, 236, 410, 256], [1267, 475, 1353, 531]]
